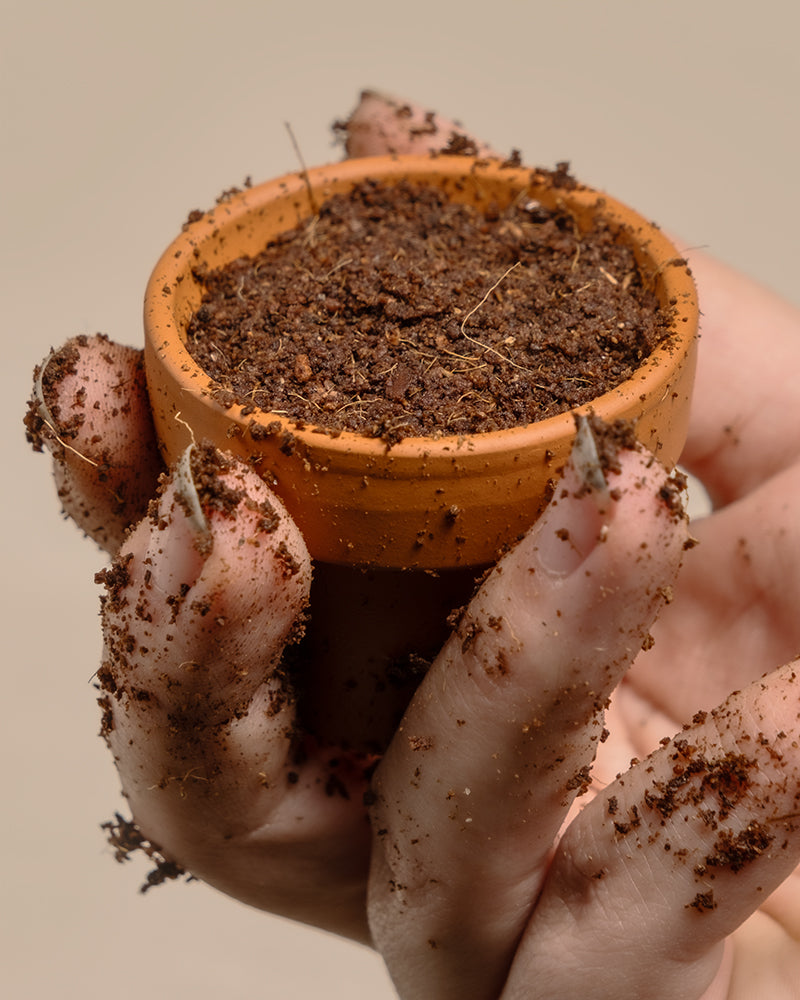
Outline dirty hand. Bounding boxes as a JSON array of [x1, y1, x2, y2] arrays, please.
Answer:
[[26, 93, 800, 999]]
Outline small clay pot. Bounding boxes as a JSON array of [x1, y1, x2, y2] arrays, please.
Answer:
[[143, 155, 698, 749], [145, 154, 697, 571]]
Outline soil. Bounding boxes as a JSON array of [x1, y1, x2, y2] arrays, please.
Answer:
[[23, 339, 83, 452], [101, 812, 192, 893], [184, 176, 673, 443]]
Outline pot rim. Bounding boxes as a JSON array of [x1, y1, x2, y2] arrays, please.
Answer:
[[145, 154, 697, 465]]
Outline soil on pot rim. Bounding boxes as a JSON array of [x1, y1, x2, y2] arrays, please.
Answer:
[[184, 175, 674, 444]]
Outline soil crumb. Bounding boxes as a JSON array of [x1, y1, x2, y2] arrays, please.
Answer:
[[101, 812, 194, 893]]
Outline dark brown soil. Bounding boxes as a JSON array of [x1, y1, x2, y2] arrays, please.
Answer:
[[23, 339, 83, 453], [185, 177, 672, 443], [101, 812, 193, 893]]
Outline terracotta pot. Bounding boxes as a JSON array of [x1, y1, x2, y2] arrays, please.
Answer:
[[143, 155, 698, 749]]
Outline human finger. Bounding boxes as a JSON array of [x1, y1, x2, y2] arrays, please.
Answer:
[[96, 445, 370, 925], [98, 442, 310, 847], [367, 420, 690, 999], [25, 333, 163, 552], [675, 251, 800, 506], [336, 88, 496, 159], [98, 444, 377, 938], [507, 657, 800, 1000]]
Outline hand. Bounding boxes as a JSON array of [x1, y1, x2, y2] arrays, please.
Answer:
[[26, 92, 800, 998]]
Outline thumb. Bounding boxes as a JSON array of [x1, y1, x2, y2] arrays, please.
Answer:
[[25, 334, 163, 552], [368, 418, 690, 999], [97, 443, 311, 900], [337, 89, 497, 159]]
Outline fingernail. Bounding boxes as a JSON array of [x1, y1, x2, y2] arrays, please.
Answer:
[[32, 349, 56, 425], [571, 414, 611, 507], [24, 347, 71, 458], [533, 504, 603, 577], [173, 444, 211, 544], [141, 445, 214, 596], [532, 416, 614, 576]]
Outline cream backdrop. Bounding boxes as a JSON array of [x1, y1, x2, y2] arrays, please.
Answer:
[[3, 1, 799, 997]]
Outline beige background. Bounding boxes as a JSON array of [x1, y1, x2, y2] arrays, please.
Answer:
[[2, 1, 799, 997]]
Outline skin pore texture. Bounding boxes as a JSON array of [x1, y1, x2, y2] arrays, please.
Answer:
[[27, 90, 800, 999]]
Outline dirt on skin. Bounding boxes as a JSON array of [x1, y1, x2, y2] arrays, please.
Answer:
[[184, 177, 674, 443], [606, 694, 800, 916]]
